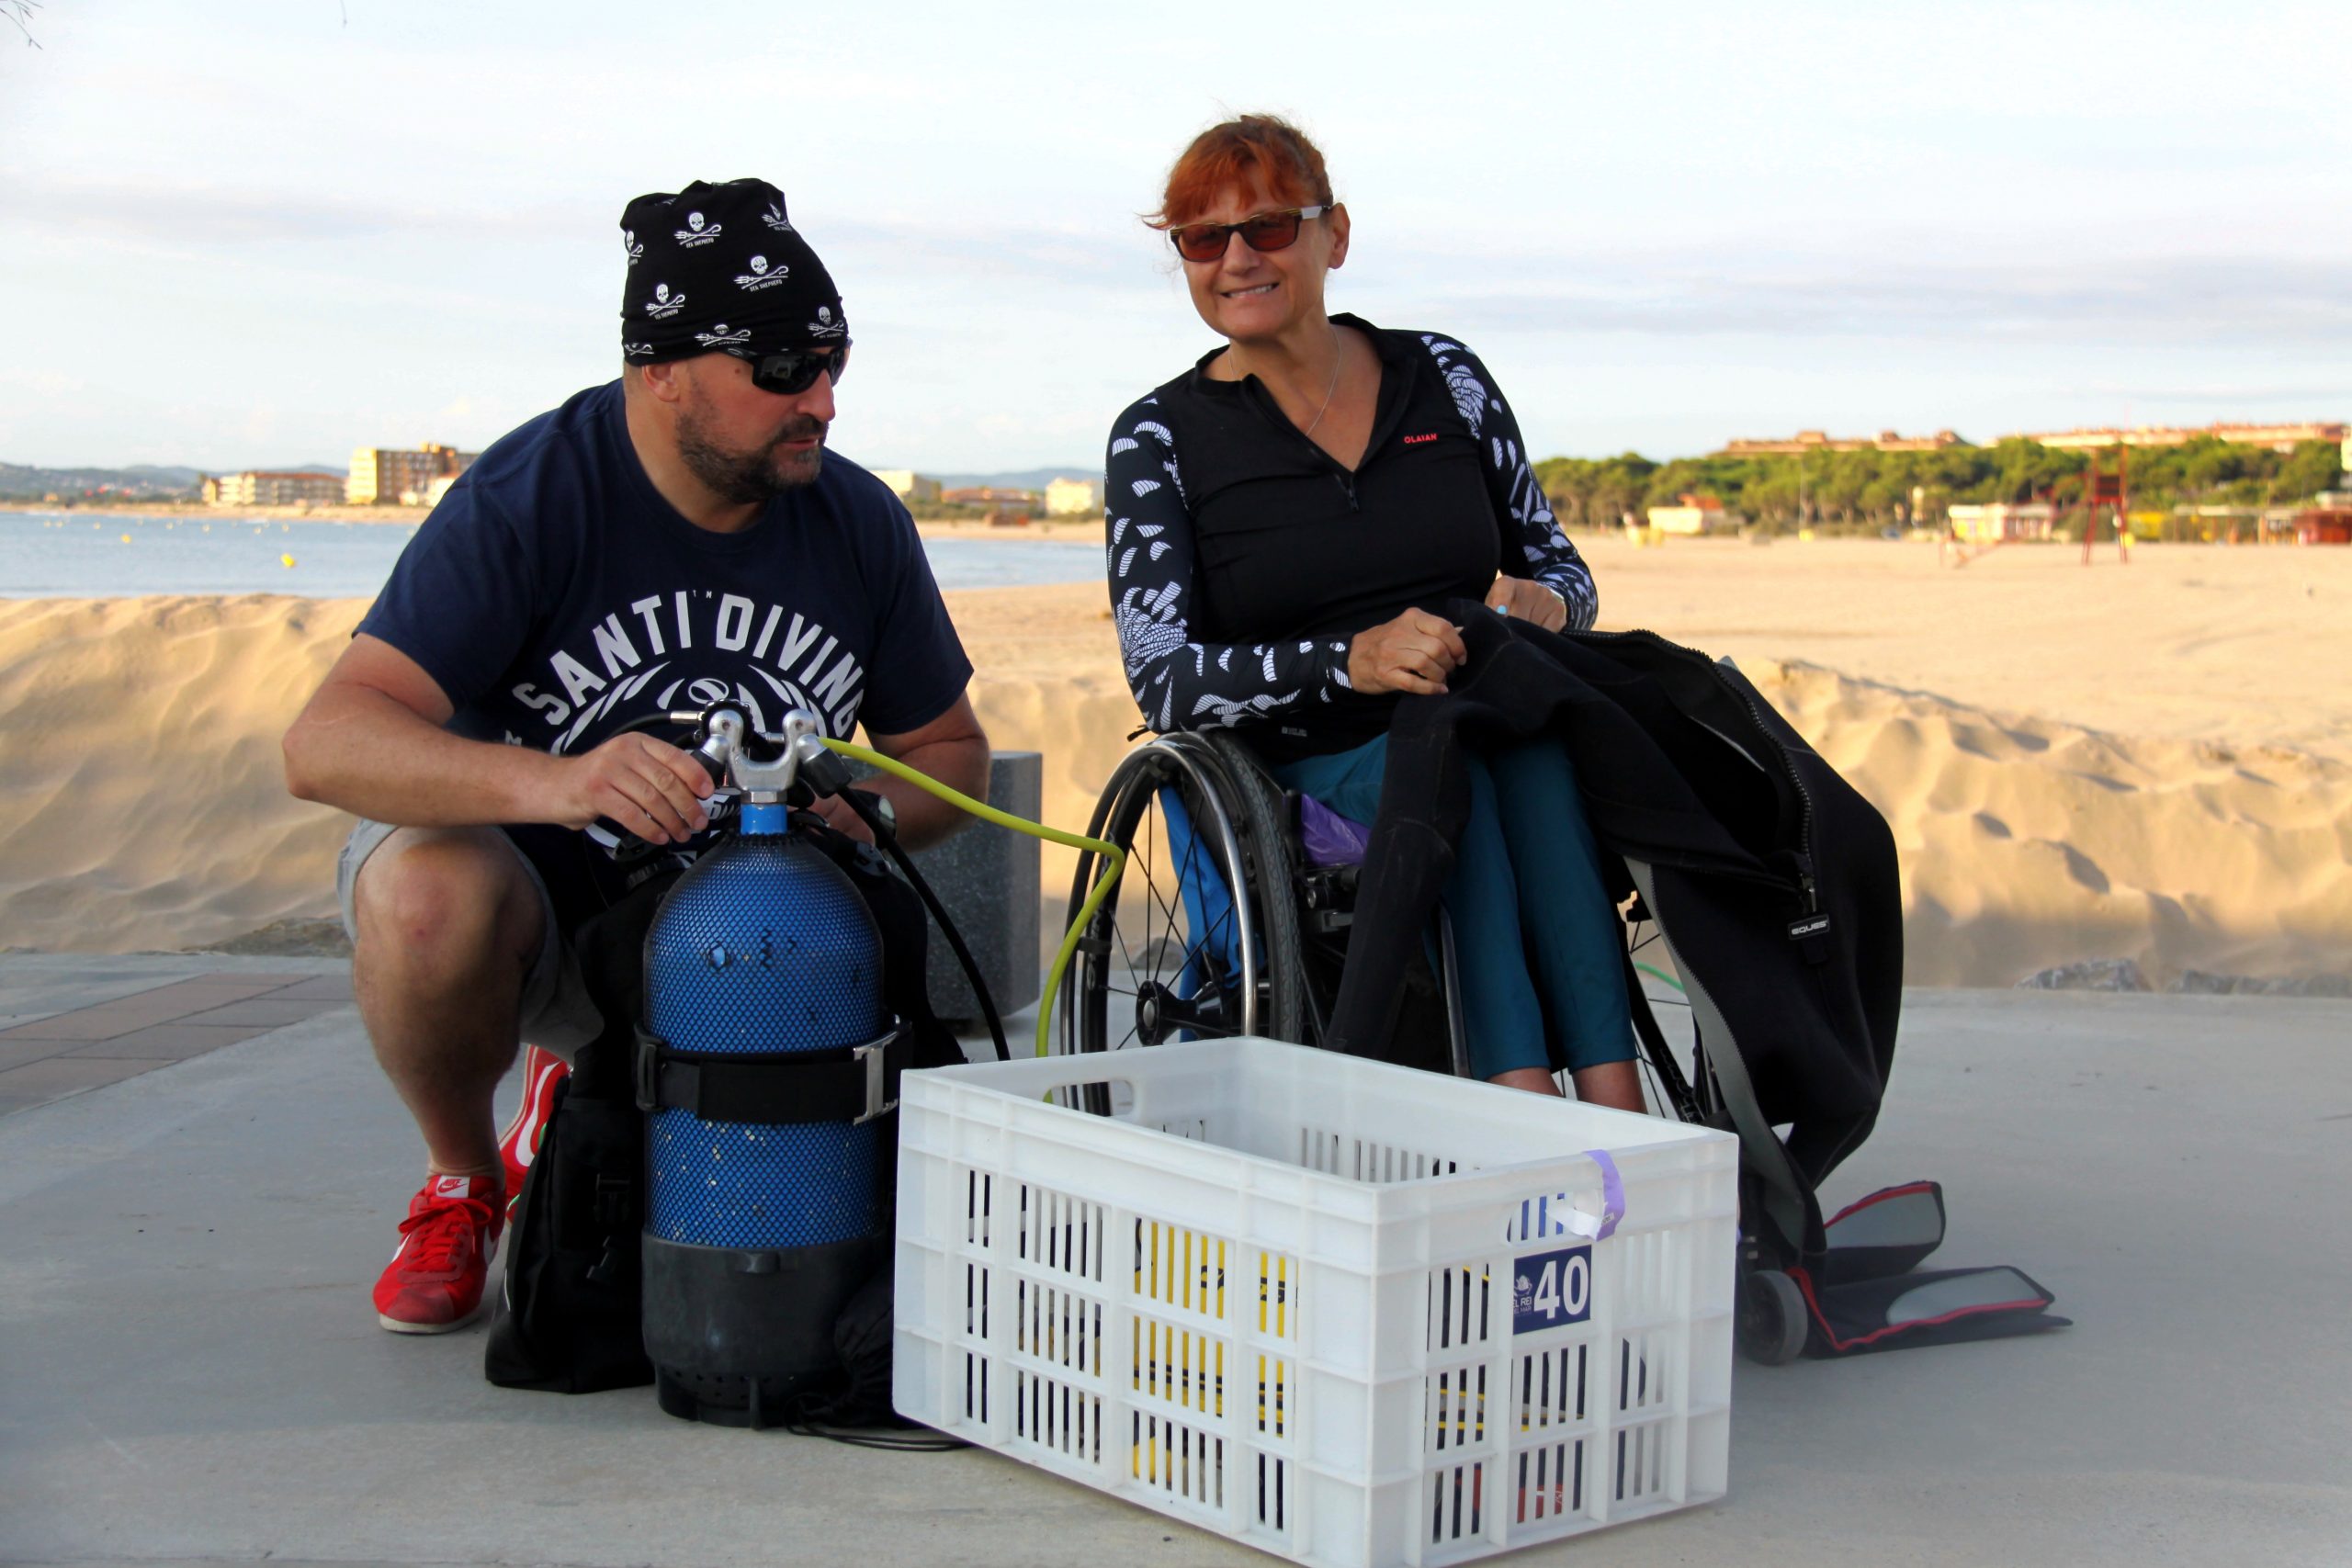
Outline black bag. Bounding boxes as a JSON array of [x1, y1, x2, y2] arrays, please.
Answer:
[[485, 821, 962, 1399], [482, 863, 674, 1393]]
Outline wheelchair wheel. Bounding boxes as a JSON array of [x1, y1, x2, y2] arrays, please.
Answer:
[[1060, 734, 1308, 1080], [1736, 1267, 1812, 1366]]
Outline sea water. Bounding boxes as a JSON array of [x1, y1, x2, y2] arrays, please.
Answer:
[[0, 511, 1102, 599]]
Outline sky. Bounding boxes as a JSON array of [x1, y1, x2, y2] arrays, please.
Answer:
[[4, 0, 2348, 474]]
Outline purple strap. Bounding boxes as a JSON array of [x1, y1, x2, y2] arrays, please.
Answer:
[[1580, 1150, 1625, 1242], [1296, 794, 1372, 867]]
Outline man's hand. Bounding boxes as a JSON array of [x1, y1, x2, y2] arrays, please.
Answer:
[[1485, 576, 1568, 631], [1347, 608, 1468, 696], [554, 733, 714, 844], [807, 791, 876, 845]]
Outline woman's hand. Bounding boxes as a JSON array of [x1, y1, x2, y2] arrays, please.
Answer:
[[1485, 576, 1568, 632], [1347, 609, 1468, 696]]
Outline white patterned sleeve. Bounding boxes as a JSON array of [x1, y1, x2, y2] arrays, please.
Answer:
[[1104, 397, 1353, 734], [1418, 334, 1599, 631]]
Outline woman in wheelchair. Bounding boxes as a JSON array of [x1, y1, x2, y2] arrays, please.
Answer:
[[1102, 114, 1644, 1111]]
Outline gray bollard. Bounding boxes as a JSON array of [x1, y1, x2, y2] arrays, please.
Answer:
[[850, 749, 1041, 1024]]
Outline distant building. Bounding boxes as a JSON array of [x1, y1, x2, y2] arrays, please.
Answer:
[[1947, 502, 2055, 542], [1719, 429, 1961, 457], [941, 486, 1038, 507], [2012, 421, 2348, 454], [1645, 492, 1745, 536], [204, 470, 347, 507], [1045, 476, 1103, 516], [869, 468, 942, 505], [348, 443, 476, 505], [2294, 503, 2352, 546]]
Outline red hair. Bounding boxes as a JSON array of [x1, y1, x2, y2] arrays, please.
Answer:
[[1148, 113, 1335, 231]]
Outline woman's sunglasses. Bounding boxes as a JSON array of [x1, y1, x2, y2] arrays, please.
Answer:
[[748, 343, 850, 396], [1166, 206, 1330, 265]]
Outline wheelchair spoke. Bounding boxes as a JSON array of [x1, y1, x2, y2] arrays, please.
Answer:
[[1075, 747, 1283, 1058], [1107, 895, 1144, 982], [1169, 909, 1235, 991], [1138, 811, 1188, 955]]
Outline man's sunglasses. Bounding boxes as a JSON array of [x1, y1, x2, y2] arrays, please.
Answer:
[[749, 343, 850, 396], [1166, 206, 1330, 264]]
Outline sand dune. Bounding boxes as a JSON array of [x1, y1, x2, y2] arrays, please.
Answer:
[[0, 596, 364, 954], [3, 536, 2347, 987], [1752, 659, 2350, 986]]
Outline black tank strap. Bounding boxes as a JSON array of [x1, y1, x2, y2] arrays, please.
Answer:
[[634, 1024, 909, 1125]]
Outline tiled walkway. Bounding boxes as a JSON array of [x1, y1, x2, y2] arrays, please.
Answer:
[[0, 970, 354, 1114]]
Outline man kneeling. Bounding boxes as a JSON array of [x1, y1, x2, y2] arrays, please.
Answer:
[[282, 178, 987, 1334]]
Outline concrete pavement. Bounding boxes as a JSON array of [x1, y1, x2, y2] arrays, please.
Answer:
[[1, 954, 2346, 1567]]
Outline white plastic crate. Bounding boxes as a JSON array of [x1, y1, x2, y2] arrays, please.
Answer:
[[894, 1038, 1738, 1568]]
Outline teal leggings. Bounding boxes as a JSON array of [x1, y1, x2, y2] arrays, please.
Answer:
[[1267, 733, 1634, 1078]]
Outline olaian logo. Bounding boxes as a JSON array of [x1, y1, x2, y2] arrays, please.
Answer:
[[674, 211, 722, 247], [695, 322, 752, 348], [733, 255, 791, 291], [807, 304, 846, 339], [645, 283, 686, 319]]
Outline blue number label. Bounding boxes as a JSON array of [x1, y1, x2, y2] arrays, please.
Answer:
[[1512, 1245, 1593, 1335]]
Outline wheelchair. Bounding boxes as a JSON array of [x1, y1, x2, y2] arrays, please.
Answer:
[[1053, 728, 1694, 1090]]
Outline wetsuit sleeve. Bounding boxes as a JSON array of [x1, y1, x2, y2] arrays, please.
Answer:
[[1104, 396, 1354, 733], [1418, 335, 1599, 631]]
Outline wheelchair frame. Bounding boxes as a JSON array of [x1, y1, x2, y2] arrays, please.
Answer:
[[1057, 728, 1471, 1071]]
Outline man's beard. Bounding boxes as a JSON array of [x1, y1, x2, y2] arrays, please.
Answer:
[[674, 406, 827, 504]]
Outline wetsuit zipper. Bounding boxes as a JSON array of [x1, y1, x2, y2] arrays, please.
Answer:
[[1238, 336, 1418, 515]]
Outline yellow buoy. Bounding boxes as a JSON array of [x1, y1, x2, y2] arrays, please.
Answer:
[[281, 553, 297, 569], [120, 534, 132, 543]]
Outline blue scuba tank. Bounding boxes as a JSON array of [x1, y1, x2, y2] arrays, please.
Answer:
[[638, 795, 894, 1426]]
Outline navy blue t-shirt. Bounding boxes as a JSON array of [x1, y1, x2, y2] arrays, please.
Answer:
[[359, 381, 971, 761]]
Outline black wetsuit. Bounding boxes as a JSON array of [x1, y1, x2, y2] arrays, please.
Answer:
[[1103, 313, 1596, 762]]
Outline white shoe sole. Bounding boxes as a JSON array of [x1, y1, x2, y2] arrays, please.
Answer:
[[378, 1302, 486, 1335]]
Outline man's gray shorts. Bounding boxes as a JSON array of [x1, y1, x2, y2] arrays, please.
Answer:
[[336, 818, 605, 1058]]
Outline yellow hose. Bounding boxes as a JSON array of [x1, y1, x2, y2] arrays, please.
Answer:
[[820, 739, 1125, 1058]]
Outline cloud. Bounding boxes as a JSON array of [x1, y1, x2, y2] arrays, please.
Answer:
[[1430, 254, 2352, 347], [0, 178, 603, 245], [2080, 378, 2352, 405]]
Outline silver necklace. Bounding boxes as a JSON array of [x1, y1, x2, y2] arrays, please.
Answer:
[[1297, 325, 1343, 441]]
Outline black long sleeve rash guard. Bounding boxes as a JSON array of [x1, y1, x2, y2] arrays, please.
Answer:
[[1104, 315, 1598, 761]]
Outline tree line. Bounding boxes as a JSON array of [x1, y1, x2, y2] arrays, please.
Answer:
[[1534, 436, 2346, 533]]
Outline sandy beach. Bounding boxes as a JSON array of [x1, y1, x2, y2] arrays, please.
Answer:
[[2, 535, 2346, 988]]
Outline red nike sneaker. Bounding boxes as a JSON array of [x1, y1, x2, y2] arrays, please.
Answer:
[[374, 1172, 503, 1334], [497, 1044, 571, 1224]]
